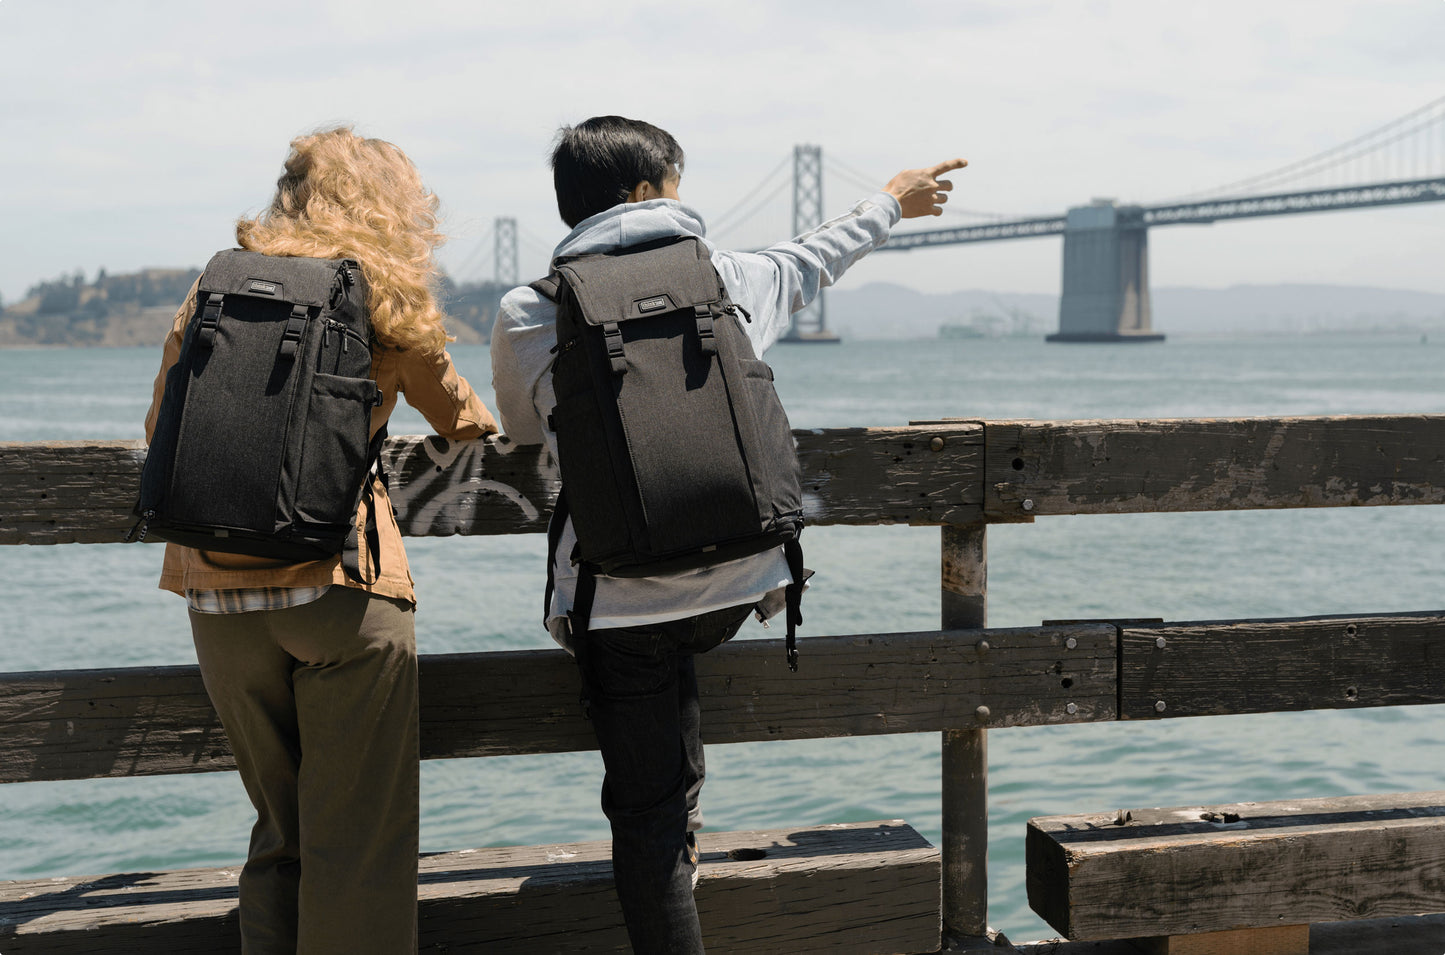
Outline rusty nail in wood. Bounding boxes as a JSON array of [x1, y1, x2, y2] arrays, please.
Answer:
[[930, 436, 945, 452], [1154, 700, 1167, 713], [1021, 498, 1035, 511]]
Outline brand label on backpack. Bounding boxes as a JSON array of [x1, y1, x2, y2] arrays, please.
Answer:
[[248, 280, 281, 296], [637, 295, 669, 313]]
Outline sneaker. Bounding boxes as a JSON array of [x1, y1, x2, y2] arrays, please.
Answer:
[[686, 832, 700, 890]]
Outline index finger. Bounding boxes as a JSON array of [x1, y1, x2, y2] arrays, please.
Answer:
[[927, 158, 969, 177]]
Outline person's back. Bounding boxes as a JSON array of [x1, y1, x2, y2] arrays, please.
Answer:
[[145, 126, 496, 953], [490, 114, 963, 953]]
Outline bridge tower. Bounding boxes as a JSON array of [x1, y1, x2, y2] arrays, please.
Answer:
[[1048, 200, 1163, 342], [494, 216, 519, 288], [782, 145, 840, 342]]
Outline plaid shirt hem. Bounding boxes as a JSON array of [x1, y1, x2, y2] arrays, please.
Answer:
[[186, 585, 332, 615]]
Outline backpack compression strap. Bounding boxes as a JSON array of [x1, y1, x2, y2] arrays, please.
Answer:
[[783, 538, 804, 672], [545, 488, 599, 719]]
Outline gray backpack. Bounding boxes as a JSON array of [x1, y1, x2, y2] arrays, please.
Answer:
[[129, 250, 384, 578], [533, 235, 805, 669]]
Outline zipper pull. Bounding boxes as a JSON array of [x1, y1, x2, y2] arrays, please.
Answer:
[[726, 303, 753, 323], [124, 509, 154, 543]]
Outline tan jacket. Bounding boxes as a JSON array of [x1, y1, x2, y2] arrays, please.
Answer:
[[145, 280, 497, 605]]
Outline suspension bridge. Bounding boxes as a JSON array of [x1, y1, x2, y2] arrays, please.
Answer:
[[462, 96, 1445, 342]]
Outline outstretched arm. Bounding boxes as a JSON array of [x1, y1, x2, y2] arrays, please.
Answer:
[[884, 158, 969, 218]]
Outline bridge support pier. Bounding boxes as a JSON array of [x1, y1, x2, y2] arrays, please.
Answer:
[[1048, 200, 1163, 343]]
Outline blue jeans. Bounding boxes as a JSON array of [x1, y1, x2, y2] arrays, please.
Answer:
[[582, 603, 754, 955]]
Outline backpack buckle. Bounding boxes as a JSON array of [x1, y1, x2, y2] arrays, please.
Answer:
[[279, 305, 309, 360], [694, 305, 716, 355], [197, 293, 224, 349], [603, 322, 627, 374]]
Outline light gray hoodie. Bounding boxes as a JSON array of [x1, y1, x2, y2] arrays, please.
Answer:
[[490, 191, 901, 647]]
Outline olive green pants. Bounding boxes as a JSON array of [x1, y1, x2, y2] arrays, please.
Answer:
[[190, 586, 419, 954]]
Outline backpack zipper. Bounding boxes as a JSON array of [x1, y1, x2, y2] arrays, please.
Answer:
[[124, 509, 154, 543]]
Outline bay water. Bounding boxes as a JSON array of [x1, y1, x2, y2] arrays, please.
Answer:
[[3, 334, 1443, 941]]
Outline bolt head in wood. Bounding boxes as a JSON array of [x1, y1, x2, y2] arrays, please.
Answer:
[[975, 705, 991, 721], [1154, 700, 1167, 713], [930, 436, 945, 452], [1065, 637, 1078, 650], [976, 640, 990, 654], [1155, 636, 1167, 649], [1065, 702, 1078, 715], [1022, 498, 1035, 512]]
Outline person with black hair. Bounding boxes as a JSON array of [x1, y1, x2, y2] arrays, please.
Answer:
[[490, 115, 964, 953]]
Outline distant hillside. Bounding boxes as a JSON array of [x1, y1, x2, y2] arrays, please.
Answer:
[[7, 268, 1444, 346], [0, 268, 506, 347], [827, 282, 1445, 339], [0, 268, 202, 347]]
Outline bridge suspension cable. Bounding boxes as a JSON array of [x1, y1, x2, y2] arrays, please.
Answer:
[[707, 156, 793, 241], [826, 154, 1036, 222], [1166, 94, 1445, 202], [451, 231, 495, 285]]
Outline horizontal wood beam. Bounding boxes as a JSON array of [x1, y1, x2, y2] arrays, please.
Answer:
[[8, 609, 1445, 784], [7, 414, 1445, 544], [0, 820, 940, 955], [0, 625, 1114, 783], [983, 414, 1445, 521], [1119, 611, 1445, 720], [1026, 791, 1445, 939], [0, 424, 983, 545]]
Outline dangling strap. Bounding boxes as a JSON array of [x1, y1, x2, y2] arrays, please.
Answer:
[[570, 564, 599, 720], [545, 488, 598, 719], [783, 537, 805, 672], [544, 487, 568, 624], [341, 423, 388, 585]]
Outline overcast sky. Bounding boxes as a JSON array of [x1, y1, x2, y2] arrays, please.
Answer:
[[2, 0, 1442, 306]]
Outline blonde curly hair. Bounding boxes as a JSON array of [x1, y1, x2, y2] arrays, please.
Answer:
[[236, 126, 451, 353]]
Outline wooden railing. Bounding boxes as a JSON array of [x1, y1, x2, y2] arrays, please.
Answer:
[[4, 415, 1445, 953]]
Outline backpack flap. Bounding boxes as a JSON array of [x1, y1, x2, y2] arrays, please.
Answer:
[[197, 249, 350, 308], [554, 236, 722, 330]]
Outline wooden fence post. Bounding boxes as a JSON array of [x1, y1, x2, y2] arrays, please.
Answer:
[[941, 522, 989, 940]]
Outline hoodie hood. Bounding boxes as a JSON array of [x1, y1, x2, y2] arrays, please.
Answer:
[[553, 199, 711, 260]]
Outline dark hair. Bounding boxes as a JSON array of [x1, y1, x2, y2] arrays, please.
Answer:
[[550, 116, 685, 228]]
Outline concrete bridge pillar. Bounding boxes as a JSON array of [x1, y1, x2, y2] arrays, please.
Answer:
[[1048, 200, 1163, 342]]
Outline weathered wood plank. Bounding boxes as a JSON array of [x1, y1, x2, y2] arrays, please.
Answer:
[[0, 625, 1115, 783], [1133, 924, 1309, 955], [11, 413, 1445, 543], [984, 415, 1445, 520], [1010, 916, 1445, 955], [0, 425, 983, 545], [1026, 791, 1445, 939], [1120, 611, 1445, 720], [0, 821, 940, 955]]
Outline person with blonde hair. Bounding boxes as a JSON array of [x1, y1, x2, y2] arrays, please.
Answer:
[[144, 126, 496, 953]]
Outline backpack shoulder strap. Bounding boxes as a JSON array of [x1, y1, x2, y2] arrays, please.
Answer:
[[530, 274, 561, 303]]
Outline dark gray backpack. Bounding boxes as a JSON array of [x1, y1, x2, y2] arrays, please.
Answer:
[[129, 250, 384, 577], [533, 235, 805, 669]]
